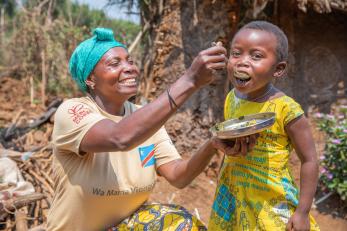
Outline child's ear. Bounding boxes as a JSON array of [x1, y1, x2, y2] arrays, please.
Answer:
[[273, 61, 287, 78]]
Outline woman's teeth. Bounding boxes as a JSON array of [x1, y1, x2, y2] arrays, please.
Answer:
[[120, 78, 136, 86]]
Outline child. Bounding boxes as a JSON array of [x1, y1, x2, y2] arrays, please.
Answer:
[[208, 21, 320, 230]]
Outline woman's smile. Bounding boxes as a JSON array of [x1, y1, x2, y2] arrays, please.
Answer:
[[118, 76, 138, 87]]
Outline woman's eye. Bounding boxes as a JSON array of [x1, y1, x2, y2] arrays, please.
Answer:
[[128, 58, 134, 65], [110, 61, 120, 66]]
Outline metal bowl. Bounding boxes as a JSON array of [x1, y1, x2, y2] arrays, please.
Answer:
[[210, 112, 276, 139]]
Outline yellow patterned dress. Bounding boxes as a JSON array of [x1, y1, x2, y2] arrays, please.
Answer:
[[107, 204, 206, 231], [208, 90, 320, 231]]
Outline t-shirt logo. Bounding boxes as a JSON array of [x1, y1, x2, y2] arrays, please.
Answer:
[[138, 144, 155, 167], [68, 104, 91, 124]]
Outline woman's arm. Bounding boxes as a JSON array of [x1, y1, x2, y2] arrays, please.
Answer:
[[157, 135, 258, 189], [80, 45, 227, 153], [285, 116, 318, 231], [156, 139, 216, 189]]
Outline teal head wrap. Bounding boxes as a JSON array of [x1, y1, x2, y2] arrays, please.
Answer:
[[69, 28, 127, 92]]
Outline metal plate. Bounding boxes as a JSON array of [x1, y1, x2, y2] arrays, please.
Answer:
[[210, 112, 276, 139]]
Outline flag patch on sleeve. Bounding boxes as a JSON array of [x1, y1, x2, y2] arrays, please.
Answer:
[[138, 144, 155, 167]]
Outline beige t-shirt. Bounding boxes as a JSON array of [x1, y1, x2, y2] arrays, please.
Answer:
[[47, 97, 181, 231]]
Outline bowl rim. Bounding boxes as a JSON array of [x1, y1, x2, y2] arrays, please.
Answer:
[[210, 112, 276, 139]]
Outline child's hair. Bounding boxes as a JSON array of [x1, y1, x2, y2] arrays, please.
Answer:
[[239, 21, 288, 62]]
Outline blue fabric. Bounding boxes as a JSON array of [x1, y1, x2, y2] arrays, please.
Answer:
[[69, 28, 127, 92]]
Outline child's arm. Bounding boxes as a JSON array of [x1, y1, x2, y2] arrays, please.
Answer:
[[285, 115, 318, 231]]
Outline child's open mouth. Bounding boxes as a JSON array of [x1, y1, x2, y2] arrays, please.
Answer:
[[233, 70, 251, 86]]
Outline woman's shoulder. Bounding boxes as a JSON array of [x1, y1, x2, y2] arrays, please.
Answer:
[[55, 97, 98, 120], [61, 96, 95, 104], [58, 96, 93, 106]]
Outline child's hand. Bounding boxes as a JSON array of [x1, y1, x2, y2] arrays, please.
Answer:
[[286, 211, 310, 231], [211, 134, 258, 156]]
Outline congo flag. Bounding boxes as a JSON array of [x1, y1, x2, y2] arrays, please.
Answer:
[[138, 144, 155, 167]]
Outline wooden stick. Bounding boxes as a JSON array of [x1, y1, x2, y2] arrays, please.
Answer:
[[27, 170, 53, 195], [33, 164, 53, 187], [0, 193, 45, 215], [39, 170, 53, 187], [30, 75, 34, 106], [34, 200, 40, 226], [6, 216, 12, 230], [41, 50, 46, 107], [128, 22, 149, 54], [15, 208, 28, 231], [0, 148, 23, 160], [0, 182, 16, 191]]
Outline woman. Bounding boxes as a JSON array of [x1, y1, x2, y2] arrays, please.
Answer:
[[47, 28, 251, 231]]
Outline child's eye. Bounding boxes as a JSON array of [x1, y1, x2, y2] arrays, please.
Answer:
[[231, 51, 241, 58], [251, 53, 263, 60]]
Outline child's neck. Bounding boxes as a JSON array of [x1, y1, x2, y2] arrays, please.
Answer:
[[235, 84, 277, 102]]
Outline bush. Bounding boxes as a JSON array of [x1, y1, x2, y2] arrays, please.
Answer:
[[314, 105, 347, 201]]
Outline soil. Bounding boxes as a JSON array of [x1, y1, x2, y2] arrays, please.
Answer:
[[0, 76, 346, 230]]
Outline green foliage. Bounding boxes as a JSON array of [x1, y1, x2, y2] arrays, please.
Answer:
[[56, 1, 140, 46], [314, 105, 347, 201], [0, 0, 140, 98], [0, 0, 16, 17], [7, 13, 87, 96]]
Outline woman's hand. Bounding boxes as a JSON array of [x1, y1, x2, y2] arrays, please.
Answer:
[[211, 134, 258, 156], [184, 42, 227, 89], [286, 211, 310, 231]]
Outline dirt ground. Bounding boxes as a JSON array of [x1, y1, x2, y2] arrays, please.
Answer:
[[0, 77, 346, 230]]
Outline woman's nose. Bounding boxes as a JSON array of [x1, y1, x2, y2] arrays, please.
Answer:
[[123, 62, 136, 73]]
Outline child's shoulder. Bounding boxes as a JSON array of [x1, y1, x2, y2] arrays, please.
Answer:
[[272, 94, 304, 126], [272, 93, 301, 108], [225, 89, 301, 105]]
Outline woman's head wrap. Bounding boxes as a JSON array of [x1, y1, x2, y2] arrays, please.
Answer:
[[69, 28, 127, 91]]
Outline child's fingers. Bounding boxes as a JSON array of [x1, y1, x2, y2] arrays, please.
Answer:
[[239, 137, 248, 156], [226, 138, 240, 156], [285, 218, 293, 231], [248, 134, 258, 150]]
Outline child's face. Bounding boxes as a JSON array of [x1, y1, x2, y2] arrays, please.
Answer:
[[228, 29, 283, 96]]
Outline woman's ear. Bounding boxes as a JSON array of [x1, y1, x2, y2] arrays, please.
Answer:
[[273, 61, 287, 78], [85, 75, 96, 90]]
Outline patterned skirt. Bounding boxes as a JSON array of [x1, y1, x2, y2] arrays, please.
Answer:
[[106, 204, 207, 231]]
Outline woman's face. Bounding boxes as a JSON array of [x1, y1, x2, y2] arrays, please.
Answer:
[[90, 47, 139, 100]]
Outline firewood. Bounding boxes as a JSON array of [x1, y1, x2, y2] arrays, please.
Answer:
[[0, 182, 16, 191], [15, 208, 28, 231], [0, 193, 45, 215], [0, 148, 23, 161], [27, 170, 53, 195]]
